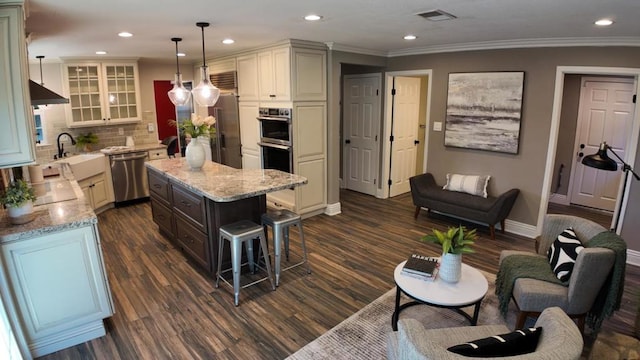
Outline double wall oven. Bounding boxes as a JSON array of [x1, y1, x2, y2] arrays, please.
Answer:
[[257, 107, 293, 173]]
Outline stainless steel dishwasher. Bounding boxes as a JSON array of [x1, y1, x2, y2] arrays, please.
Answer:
[[109, 151, 149, 204]]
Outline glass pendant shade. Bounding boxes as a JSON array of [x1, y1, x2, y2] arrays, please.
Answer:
[[168, 73, 191, 106], [191, 22, 220, 107], [192, 66, 220, 107], [167, 37, 191, 106]]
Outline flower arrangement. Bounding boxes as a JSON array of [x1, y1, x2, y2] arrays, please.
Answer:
[[170, 113, 216, 139]]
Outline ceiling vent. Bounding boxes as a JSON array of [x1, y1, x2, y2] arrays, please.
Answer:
[[417, 9, 457, 21]]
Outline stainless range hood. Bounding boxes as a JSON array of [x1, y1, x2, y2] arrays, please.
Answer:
[[29, 80, 69, 106]]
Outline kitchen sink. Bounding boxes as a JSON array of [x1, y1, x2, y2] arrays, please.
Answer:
[[56, 153, 106, 180]]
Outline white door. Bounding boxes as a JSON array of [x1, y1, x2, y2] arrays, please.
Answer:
[[389, 76, 421, 197], [570, 77, 635, 210], [343, 74, 381, 196]]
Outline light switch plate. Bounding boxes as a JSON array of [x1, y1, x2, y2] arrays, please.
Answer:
[[433, 122, 442, 131], [147, 123, 155, 132], [118, 127, 124, 135]]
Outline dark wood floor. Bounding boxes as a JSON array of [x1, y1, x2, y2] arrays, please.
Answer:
[[40, 190, 639, 359]]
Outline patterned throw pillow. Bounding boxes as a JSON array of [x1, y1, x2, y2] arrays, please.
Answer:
[[442, 174, 491, 198], [547, 227, 584, 282], [447, 327, 542, 357]]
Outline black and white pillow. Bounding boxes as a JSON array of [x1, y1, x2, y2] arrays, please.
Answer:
[[447, 327, 542, 357], [547, 227, 584, 282]]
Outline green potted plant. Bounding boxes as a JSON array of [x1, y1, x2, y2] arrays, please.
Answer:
[[1, 179, 37, 225], [75, 132, 99, 152], [421, 225, 477, 283]]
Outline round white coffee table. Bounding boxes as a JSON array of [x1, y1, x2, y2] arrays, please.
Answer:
[[391, 260, 488, 331]]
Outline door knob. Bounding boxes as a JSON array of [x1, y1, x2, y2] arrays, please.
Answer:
[[345, 139, 351, 144], [578, 152, 584, 157], [414, 140, 420, 145]]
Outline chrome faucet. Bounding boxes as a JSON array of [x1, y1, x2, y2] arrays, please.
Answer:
[[56, 132, 76, 159]]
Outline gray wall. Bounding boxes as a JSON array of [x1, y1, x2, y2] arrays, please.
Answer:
[[380, 46, 640, 250], [552, 74, 581, 196]]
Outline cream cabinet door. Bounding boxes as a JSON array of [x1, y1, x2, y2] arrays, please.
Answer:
[[258, 47, 291, 101], [236, 54, 259, 101], [292, 48, 327, 101], [0, 6, 36, 167], [0, 225, 114, 357]]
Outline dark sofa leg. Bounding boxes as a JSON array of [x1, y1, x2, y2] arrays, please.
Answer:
[[489, 225, 496, 240], [500, 220, 506, 234], [414, 206, 421, 219]]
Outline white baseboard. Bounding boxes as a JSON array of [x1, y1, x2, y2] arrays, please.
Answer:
[[324, 202, 342, 216], [427, 209, 538, 239], [627, 249, 640, 267]]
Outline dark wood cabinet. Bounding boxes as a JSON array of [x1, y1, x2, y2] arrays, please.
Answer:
[[147, 168, 266, 277]]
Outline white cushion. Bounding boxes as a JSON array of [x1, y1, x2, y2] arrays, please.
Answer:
[[443, 174, 491, 198]]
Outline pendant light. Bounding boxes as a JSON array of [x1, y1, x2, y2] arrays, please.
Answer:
[[191, 22, 220, 107], [167, 37, 191, 106]]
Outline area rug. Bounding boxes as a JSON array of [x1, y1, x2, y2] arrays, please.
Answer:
[[286, 271, 521, 359]]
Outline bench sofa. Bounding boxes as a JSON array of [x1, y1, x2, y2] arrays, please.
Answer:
[[409, 173, 520, 239]]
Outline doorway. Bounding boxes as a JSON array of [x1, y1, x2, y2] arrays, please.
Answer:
[[342, 74, 382, 196], [382, 70, 432, 198], [542, 67, 640, 235]]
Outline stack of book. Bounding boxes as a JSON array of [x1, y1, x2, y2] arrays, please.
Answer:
[[402, 254, 439, 281]]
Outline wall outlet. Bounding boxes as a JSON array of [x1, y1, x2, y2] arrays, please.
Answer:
[[433, 122, 443, 132], [118, 128, 124, 135], [147, 123, 155, 133]]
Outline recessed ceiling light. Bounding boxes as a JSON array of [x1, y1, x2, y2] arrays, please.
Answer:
[[222, 38, 235, 45], [118, 32, 133, 38], [304, 14, 322, 21], [404, 35, 417, 40], [177, 52, 185, 57], [595, 18, 614, 26], [95, 50, 107, 55]]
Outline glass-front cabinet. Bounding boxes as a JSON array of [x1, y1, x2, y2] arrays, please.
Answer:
[[63, 61, 141, 127]]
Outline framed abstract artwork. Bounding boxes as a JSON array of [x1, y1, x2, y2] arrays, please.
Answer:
[[444, 71, 525, 154]]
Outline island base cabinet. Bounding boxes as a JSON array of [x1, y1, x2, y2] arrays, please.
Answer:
[[0, 225, 114, 358]]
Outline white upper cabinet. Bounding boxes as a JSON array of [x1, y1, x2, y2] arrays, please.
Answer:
[[0, 5, 36, 168], [63, 61, 142, 127], [258, 47, 291, 102], [236, 53, 259, 101], [292, 48, 327, 101]]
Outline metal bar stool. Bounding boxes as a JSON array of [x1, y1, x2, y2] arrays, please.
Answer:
[[215, 220, 275, 306], [261, 209, 311, 286]]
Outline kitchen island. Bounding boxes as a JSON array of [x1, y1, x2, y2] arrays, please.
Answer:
[[0, 165, 114, 358], [145, 158, 307, 276]]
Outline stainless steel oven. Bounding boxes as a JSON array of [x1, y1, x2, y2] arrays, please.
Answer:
[[257, 107, 293, 173]]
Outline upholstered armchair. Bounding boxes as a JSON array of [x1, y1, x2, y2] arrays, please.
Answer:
[[498, 214, 617, 331], [387, 307, 583, 360]]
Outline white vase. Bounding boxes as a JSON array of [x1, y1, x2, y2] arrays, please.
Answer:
[[439, 253, 462, 283], [7, 200, 35, 225], [185, 137, 206, 170]]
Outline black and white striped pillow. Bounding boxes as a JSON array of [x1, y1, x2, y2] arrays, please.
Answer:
[[448, 327, 542, 357], [547, 227, 584, 282]]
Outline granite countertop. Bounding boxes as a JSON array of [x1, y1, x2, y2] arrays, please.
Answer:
[[100, 143, 166, 155], [0, 164, 97, 243], [145, 158, 308, 202]]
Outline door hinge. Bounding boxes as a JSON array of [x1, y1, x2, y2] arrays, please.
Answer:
[[376, 89, 379, 96], [388, 179, 392, 186], [389, 135, 394, 142], [633, 94, 637, 103], [391, 88, 396, 96], [374, 179, 376, 185], [375, 135, 378, 141]]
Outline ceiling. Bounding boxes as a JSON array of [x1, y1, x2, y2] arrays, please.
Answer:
[[25, 0, 640, 64]]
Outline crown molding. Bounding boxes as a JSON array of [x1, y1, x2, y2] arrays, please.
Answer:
[[324, 42, 388, 57], [387, 37, 640, 57]]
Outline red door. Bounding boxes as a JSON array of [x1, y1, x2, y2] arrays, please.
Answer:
[[153, 80, 178, 152]]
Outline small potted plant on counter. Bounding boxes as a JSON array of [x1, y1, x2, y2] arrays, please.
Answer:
[[75, 132, 99, 152], [421, 225, 476, 283], [1, 179, 37, 225]]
